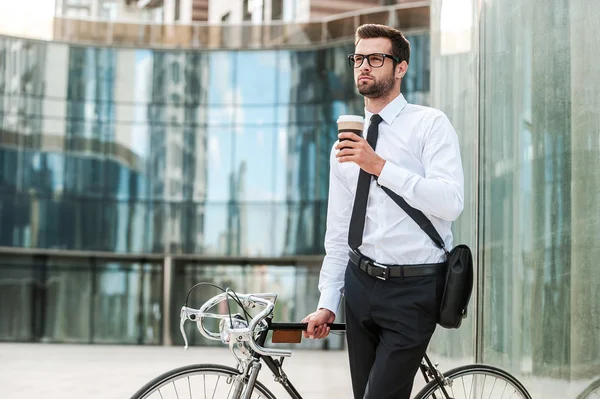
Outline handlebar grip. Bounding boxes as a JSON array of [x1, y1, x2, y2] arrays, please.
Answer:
[[269, 322, 346, 331]]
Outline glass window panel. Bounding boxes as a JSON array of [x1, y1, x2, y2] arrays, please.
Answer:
[[4, 193, 32, 247], [275, 124, 318, 203], [206, 128, 233, 202], [169, 202, 202, 254], [38, 196, 64, 250], [0, 148, 19, 190], [235, 51, 277, 105], [201, 203, 228, 255], [44, 258, 92, 343], [64, 155, 106, 197], [243, 203, 275, 256], [234, 126, 275, 201], [93, 262, 162, 344], [208, 51, 236, 105], [0, 256, 35, 341], [103, 199, 151, 253], [277, 50, 292, 105], [58, 197, 103, 251], [149, 202, 167, 253]]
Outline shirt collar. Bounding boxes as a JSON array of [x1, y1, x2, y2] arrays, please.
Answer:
[[364, 93, 408, 125]]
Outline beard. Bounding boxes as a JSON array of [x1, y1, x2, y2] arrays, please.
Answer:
[[356, 71, 395, 98]]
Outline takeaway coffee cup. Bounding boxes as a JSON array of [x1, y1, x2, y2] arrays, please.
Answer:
[[337, 115, 364, 141]]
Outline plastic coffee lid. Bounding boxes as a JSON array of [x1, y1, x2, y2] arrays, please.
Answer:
[[337, 115, 364, 123]]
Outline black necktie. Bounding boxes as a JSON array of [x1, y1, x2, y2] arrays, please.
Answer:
[[348, 114, 383, 250]]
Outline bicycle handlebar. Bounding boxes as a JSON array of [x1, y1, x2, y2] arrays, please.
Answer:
[[180, 291, 295, 357]]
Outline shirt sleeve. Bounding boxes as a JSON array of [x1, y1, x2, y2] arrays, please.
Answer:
[[316, 143, 353, 316], [376, 112, 465, 221]]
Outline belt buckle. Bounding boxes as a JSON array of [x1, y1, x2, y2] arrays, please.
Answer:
[[371, 262, 389, 280]]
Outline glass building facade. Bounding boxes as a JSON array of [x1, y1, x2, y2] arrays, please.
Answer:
[[0, 32, 430, 348], [1, 0, 600, 396]]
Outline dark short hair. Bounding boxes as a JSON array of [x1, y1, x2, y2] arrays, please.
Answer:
[[355, 24, 410, 65]]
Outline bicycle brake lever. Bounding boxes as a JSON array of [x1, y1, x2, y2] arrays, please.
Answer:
[[180, 308, 189, 350]]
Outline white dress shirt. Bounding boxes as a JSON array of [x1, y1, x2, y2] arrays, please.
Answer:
[[317, 93, 465, 315]]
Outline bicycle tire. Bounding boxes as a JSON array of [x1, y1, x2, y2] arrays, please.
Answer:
[[130, 363, 278, 399], [414, 363, 532, 399], [576, 377, 600, 399]]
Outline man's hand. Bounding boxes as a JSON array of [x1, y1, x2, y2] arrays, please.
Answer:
[[302, 308, 335, 339], [336, 134, 386, 176]]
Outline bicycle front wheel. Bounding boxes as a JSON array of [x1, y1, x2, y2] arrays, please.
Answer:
[[415, 364, 532, 399], [576, 377, 600, 399], [130, 363, 278, 399]]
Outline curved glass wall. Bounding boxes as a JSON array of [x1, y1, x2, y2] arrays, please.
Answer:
[[0, 33, 431, 257], [0, 32, 430, 346]]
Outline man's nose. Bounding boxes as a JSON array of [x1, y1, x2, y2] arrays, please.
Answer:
[[359, 61, 371, 73]]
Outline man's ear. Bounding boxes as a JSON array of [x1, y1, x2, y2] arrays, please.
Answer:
[[396, 61, 408, 80]]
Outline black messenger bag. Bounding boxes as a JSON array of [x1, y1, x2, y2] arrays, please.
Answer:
[[380, 186, 474, 329]]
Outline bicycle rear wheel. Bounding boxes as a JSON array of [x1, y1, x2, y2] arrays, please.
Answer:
[[130, 363, 278, 399], [415, 364, 532, 399]]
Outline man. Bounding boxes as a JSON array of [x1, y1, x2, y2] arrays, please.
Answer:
[[301, 24, 465, 399]]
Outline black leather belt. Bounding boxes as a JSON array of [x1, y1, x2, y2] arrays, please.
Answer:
[[349, 250, 446, 280]]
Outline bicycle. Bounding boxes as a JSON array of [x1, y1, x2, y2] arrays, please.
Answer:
[[130, 284, 533, 399]]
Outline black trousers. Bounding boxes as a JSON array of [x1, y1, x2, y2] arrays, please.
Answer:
[[344, 259, 446, 399]]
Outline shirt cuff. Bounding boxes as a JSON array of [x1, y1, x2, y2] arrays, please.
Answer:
[[317, 288, 343, 317], [377, 160, 412, 193]]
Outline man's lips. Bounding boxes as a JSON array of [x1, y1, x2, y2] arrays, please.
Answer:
[[358, 75, 373, 82]]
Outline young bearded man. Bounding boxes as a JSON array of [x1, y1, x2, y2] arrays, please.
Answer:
[[302, 24, 465, 399]]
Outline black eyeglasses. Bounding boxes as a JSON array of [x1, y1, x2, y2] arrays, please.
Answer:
[[348, 53, 400, 68]]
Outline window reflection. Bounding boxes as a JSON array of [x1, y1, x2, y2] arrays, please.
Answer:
[[94, 262, 162, 344], [0, 34, 431, 258], [234, 126, 276, 201], [206, 128, 234, 202], [235, 51, 277, 105], [0, 29, 434, 346], [44, 259, 92, 342], [208, 52, 235, 105]]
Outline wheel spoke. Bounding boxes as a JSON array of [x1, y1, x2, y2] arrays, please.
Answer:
[[172, 381, 180, 399], [211, 375, 220, 399], [500, 380, 508, 398], [486, 376, 497, 399], [460, 374, 467, 398]]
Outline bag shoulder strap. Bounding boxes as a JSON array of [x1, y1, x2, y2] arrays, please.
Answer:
[[380, 185, 449, 255]]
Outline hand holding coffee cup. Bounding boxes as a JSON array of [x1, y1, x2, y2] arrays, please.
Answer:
[[337, 115, 364, 141]]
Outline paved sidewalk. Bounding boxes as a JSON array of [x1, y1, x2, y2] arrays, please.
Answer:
[[1, 343, 594, 398], [1, 343, 356, 399]]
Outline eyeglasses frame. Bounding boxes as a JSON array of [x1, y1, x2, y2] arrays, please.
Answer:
[[347, 53, 401, 68]]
